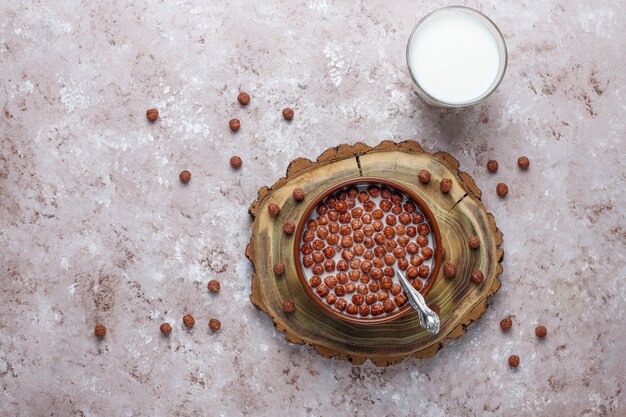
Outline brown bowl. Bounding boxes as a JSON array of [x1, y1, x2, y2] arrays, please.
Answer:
[[293, 177, 443, 324]]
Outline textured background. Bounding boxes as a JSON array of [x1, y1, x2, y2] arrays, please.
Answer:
[[1, 0, 624, 416]]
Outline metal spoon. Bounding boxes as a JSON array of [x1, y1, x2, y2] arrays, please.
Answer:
[[397, 270, 440, 334]]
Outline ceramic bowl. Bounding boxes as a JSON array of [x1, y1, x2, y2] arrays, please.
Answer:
[[293, 177, 443, 324]]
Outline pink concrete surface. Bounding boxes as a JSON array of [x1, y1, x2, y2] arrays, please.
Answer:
[[1, 1, 624, 416]]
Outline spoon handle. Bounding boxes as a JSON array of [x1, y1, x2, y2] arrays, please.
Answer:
[[397, 270, 440, 334]]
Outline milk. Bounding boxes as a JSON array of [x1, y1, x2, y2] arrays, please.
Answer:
[[407, 7, 506, 106]]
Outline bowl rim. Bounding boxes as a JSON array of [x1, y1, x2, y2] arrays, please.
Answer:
[[293, 176, 443, 325]]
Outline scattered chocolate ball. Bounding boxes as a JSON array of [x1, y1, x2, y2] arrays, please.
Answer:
[[282, 300, 296, 313], [518, 156, 530, 170], [237, 92, 250, 105], [470, 269, 484, 284], [468, 235, 480, 249], [94, 324, 106, 337], [282, 221, 296, 235], [292, 188, 305, 202], [229, 118, 240, 131], [418, 169, 431, 184], [160, 323, 172, 334], [443, 262, 457, 278], [179, 170, 191, 183], [440, 178, 452, 193], [487, 160, 498, 173], [183, 314, 195, 328], [508, 355, 520, 368], [496, 183, 509, 198], [500, 317, 512, 331], [273, 262, 286, 275], [209, 318, 221, 331], [207, 279, 221, 293], [282, 107, 294, 120], [535, 325, 548, 338], [230, 156, 242, 169], [146, 108, 159, 121], [268, 203, 281, 218]]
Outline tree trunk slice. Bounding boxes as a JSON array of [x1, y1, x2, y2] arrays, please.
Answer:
[[246, 140, 503, 365]]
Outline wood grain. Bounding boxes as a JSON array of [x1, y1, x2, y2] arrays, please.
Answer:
[[246, 140, 503, 365]]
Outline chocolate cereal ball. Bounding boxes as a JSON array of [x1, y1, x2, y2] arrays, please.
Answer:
[[487, 160, 498, 173], [160, 323, 172, 334], [183, 314, 195, 328], [394, 294, 408, 308], [345, 304, 358, 315], [292, 188, 305, 202], [443, 262, 457, 278], [496, 183, 508, 198], [230, 156, 242, 169], [383, 299, 396, 313], [508, 355, 520, 368], [207, 279, 221, 293], [94, 324, 106, 337], [282, 300, 296, 313], [440, 178, 452, 193], [238, 92, 250, 105], [429, 304, 441, 315], [518, 156, 530, 170], [535, 325, 548, 338], [229, 118, 240, 131], [209, 318, 221, 331], [500, 317, 512, 331], [470, 269, 484, 284], [273, 262, 286, 275], [282, 221, 296, 235], [268, 203, 281, 218], [146, 108, 159, 121], [418, 169, 431, 184], [468, 235, 480, 249], [179, 170, 191, 183], [282, 108, 294, 120]]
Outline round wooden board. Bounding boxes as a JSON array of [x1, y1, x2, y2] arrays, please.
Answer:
[[246, 140, 503, 365]]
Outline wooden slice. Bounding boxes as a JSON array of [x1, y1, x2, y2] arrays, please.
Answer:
[[246, 140, 503, 365]]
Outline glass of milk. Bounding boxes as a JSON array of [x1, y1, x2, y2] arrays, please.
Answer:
[[406, 6, 507, 107]]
